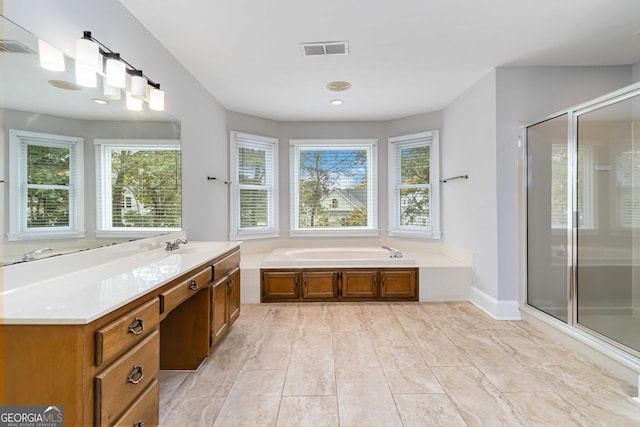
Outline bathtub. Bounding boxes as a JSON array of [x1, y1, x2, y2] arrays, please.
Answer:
[[261, 247, 417, 267]]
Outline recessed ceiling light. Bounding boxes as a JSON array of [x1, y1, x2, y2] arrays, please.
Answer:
[[92, 98, 109, 105], [326, 81, 351, 92], [330, 99, 343, 106]]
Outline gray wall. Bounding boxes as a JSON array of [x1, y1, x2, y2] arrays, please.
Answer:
[[442, 70, 499, 300]]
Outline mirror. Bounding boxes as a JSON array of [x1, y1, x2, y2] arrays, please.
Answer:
[[1, 16, 181, 265]]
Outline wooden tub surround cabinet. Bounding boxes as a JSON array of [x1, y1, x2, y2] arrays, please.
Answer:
[[261, 268, 418, 302], [0, 244, 241, 427]]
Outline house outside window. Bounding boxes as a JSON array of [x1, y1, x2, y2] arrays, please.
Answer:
[[8, 129, 85, 240], [388, 131, 440, 238], [229, 131, 279, 240], [95, 139, 181, 237], [290, 139, 378, 237]]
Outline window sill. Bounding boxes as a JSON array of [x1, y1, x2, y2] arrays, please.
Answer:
[[229, 230, 280, 241], [388, 229, 442, 239], [7, 230, 86, 241], [289, 229, 380, 238], [95, 228, 180, 239]]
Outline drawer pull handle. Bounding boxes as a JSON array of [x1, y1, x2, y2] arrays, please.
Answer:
[[127, 365, 144, 384], [134, 421, 144, 427], [189, 280, 198, 291], [128, 318, 144, 335]]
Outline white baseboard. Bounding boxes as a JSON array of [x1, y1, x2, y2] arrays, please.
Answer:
[[469, 286, 521, 320]]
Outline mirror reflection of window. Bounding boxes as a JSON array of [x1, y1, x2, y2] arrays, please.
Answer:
[[95, 139, 181, 236], [8, 129, 85, 240], [551, 143, 594, 229], [615, 145, 640, 228]]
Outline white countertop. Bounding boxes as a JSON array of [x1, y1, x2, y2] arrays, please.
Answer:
[[0, 240, 240, 325]]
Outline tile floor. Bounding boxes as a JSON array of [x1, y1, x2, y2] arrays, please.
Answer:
[[159, 302, 640, 426]]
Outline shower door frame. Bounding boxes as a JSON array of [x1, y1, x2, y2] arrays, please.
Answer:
[[521, 81, 640, 361]]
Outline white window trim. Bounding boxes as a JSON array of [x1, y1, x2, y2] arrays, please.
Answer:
[[388, 130, 441, 239], [229, 131, 279, 241], [8, 129, 85, 241], [289, 138, 379, 237], [94, 138, 181, 238]]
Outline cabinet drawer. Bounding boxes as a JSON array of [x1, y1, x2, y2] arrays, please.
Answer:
[[110, 379, 159, 427], [213, 250, 240, 281], [95, 299, 160, 366], [160, 267, 212, 314], [95, 330, 160, 426]]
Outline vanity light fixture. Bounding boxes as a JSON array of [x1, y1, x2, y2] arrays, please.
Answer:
[[104, 53, 126, 88], [128, 69, 147, 100], [148, 83, 165, 111], [125, 91, 143, 111], [74, 31, 166, 111], [103, 80, 121, 100], [38, 39, 65, 72]]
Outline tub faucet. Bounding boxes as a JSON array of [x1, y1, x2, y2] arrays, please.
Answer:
[[165, 238, 188, 251], [382, 246, 403, 258], [22, 247, 53, 262]]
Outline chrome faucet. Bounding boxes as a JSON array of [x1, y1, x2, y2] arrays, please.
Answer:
[[382, 246, 403, 258], [165, 238, 188, 251], [22, 247, 53, 262]]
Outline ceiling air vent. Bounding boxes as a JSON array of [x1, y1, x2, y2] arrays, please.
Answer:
[[0, 40, 35, 54], [301, 41, 349, 57]]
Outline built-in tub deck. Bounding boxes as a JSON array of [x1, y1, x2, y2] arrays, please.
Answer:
[[240, 247, 473, 303]]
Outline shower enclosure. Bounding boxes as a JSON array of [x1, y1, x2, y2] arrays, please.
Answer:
[[525, 83, 640, 357]]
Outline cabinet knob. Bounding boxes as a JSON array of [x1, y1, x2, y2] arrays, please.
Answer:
[[127, 365, 144, 384], [127, 318, 145, 335], [134, 421, 144, 427], [189, 280, 198, 291]]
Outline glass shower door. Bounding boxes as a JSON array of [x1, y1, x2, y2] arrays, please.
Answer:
[[576, 93, 640, 354], [526, 114, 570, 322]]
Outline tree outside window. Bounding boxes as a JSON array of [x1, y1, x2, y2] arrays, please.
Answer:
[[96, 141, 181, 234], [291, 139, 378, 235]]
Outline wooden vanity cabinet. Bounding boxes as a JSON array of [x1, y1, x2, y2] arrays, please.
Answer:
[[0, 246, 242, 427], [210, 251, 241, 348], [261, 267, 418, 302]]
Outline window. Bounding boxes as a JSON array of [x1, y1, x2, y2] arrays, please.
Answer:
[[616, 145, 640, 228], [551, 143, 594, 229], [230, 132, 278, 240], [290, 139, 378, 236], [8, 130, 84, 240], [388, 131, 440, 238], [95, 139, 181, 237]]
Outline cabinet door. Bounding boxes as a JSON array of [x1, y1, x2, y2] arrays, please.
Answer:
[[302, 271, 339, 299], [211, 277, 229, 345], [379, 269, 418, 299], [341, 270, 378, 299], [262, 271, 300, 302], [227, 267, 241, 325]]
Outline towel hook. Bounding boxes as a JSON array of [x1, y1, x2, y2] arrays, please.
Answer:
[[207, 176, 232, 185]]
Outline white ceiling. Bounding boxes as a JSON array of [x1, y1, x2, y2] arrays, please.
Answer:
[[120, 0, 640, 122]]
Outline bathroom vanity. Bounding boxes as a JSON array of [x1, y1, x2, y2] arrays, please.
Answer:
[[0, 239, 240, 427]]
